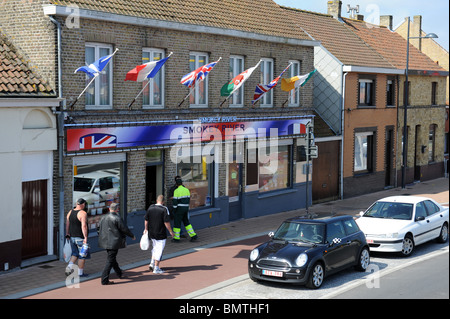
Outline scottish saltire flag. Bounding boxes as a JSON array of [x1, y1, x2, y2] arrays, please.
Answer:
[[79, 134, 117, 150], [252, 63, 292, 105], [180, 58, 221, 88], [125, 53, 172, 82], [75, 48, 118, 77]]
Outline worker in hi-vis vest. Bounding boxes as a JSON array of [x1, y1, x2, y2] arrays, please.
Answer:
[[172, 178, 198, 242]]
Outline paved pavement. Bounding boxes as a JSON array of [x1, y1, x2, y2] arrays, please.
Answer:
[[0, 178, 448, 299]]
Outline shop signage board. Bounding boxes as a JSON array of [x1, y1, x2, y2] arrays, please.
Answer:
[[66, 118, 312, 152]]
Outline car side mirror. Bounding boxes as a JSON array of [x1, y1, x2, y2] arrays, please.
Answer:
[[268, 231, 274, 238], [94, 187, 100, 193], [359, 211, 365, 217], [415, 216, 425, 222]]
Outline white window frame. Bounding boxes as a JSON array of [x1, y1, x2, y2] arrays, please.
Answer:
[[189, 52, 209, 108], [142, 48, 165, 109], [288, 60, 301, 107], [260, 58, 274, 107], [85, 43, 113, 110], [229, 55, 244, 107]]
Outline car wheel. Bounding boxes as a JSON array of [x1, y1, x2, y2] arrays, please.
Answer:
[[355, 247, 370, 271], [400, 234, 414, 257], [436, 223, 448, 243], [307, 262, 324, 289]]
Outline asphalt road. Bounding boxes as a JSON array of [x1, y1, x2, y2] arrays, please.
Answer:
[[184, 240, 449, 299]]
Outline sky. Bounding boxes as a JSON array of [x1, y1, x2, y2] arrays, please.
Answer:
[[274, 0, 449, 52]]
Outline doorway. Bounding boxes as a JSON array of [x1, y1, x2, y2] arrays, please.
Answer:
[[385, 128, 394, 187], [227, 142, 244, 221], [146, 150, 164, 210], [22, 179, 48, 260]]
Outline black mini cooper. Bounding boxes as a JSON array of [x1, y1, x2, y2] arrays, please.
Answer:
[[248, 215, 370, 289]]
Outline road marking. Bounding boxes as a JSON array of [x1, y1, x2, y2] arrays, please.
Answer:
[[319, 246, 449, 299]]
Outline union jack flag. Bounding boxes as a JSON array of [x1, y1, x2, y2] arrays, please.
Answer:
[[79, 133, 117, 150], [252, 63, 292, 105], [180, 59, 221, 89]]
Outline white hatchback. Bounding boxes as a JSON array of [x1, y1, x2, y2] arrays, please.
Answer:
[[356, 196, 449, 257]]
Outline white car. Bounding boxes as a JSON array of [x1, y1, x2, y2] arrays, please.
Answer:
[[356, 196, 449, 257], [73, 170, 120, 209]]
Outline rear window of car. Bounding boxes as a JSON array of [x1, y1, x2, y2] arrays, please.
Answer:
[[343, 218, 359, 235]]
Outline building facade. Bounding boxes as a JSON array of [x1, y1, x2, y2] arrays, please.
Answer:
[[0, 0, 319, 260]]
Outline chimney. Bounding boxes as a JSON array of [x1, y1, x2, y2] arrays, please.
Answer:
[[412, 15, 423, 51], [327, 0, 342, 20], [356, 14, 364, 21], [380, 15, 393, 30]]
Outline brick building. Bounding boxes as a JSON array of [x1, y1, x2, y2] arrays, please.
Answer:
[[0, 0, 319, 262]]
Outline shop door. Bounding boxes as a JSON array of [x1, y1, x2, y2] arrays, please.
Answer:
[[228, 162, 243, 221], [22, 179, 48, 260], [312, 141, 339, 202]]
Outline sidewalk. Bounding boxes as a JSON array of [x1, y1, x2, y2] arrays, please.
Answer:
[[1, 178, 448, 299]]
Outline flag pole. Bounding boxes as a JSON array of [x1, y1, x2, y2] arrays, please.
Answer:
[[282, 90, 292, 107], [178, 86, 196, 107], [69, 74, 98, 109], [127, 52, 173, 109]]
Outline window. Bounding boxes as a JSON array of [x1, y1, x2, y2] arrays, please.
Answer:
[[343, 219, 359, 235], [229, 56, 244, 107], [176, 150, 213, 209], [354, 131, 374, 173], [85, 43, 113, 108], [142, 48, 165, 108], [259, 58, 274, 107], [428, 124, 436, 163], [415, 202, 427, 219], [246, 143, 292, 193], [288, 60, 301, 106], [386, 79, 395, 106], [359, 79, 375, 106], [189, 52, 209, 107], [431, 82, 438, 105], [424, 200, 440, 215], [326, 221, 346, 243]]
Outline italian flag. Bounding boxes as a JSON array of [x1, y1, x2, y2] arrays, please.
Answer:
[[281, 69, 316, 92], [220, 60, 261, 97]]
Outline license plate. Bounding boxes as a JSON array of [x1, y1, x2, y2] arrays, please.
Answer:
[[367, 239, 374, 244], [262, 270, 283, 277]]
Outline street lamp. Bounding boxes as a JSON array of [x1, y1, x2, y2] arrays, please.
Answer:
[[401, 17, 438, 189]]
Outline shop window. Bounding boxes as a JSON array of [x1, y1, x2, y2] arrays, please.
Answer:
[[295, 139, 310, 184], [85, 43, 113, 109], [73, 160, 123, 232], [354, 131, 374, 174], [142, 48, 165, 108], [176, 153, 213, 209], [246, 144, 292, 193]]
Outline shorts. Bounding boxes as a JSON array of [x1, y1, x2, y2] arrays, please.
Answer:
[[151, 239, 166, 261], [70, 237, 91, 260]]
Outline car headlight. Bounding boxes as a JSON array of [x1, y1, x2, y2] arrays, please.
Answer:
[[250, 248, 260, 261], [295, 253, 308, 267]]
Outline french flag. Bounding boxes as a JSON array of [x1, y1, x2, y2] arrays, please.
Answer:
[[125, 53, 172, 82]]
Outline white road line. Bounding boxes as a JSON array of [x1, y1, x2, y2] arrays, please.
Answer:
[[319, 246, 449, 299]]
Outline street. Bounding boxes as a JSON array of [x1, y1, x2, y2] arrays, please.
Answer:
[[183, 239, 449, 299]]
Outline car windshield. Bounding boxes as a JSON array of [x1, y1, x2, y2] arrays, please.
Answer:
[[74, 177, 95, 192], [363, 201, 413, 220], [273, 221, 325, 244]]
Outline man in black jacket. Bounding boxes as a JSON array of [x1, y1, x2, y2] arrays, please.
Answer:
[[98, 203, 135, 285]]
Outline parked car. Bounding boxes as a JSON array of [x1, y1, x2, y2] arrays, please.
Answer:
[[356, 196, 449, 257], [248, 215, 370, 289]]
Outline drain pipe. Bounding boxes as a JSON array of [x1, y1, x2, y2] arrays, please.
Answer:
[[340, 71, 348, 200], [49, 15, 66, 261]]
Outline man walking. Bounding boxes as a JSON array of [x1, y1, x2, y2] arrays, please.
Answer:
[[98, 203, 136, 285], [172, 178, 198, 242], [144, 195, 174, 274], [65, 198, 89, 278]]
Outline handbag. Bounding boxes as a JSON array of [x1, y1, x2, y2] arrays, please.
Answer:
[[140, 232, 150, 250], [63, 238, 72, 262]]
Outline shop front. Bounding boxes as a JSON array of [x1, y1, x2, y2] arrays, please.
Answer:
[[65, 115, 313, 252]]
